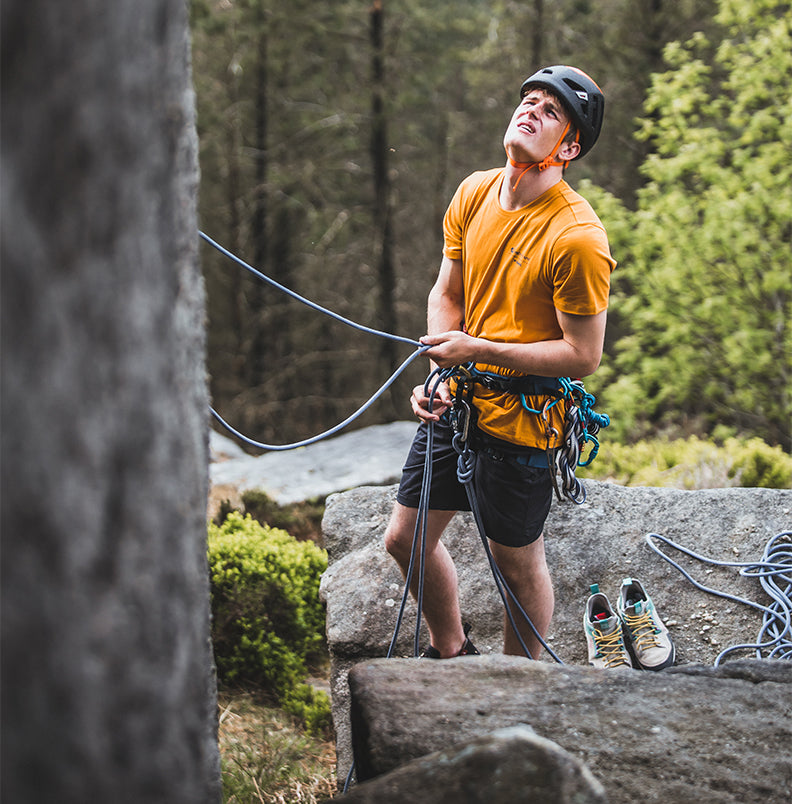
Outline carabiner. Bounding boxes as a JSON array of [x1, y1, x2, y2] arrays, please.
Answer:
[[451, 398, 473, 444]]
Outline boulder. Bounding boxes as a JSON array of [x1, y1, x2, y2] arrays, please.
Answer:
[[320, 482, 792, 783], [342, 656, 791, 803], [209, 421, 418, 505], [324, 724, 606, 804]]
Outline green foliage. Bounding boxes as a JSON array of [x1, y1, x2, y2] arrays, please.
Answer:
[[598, 0, 792, 450], [583, 435, 792, 489], [726, 436, 792, 488], [239, 489, 325, 543], [208, 513, 331, 734]]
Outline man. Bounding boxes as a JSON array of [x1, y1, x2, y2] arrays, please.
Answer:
[[384, 65, 615, 660]]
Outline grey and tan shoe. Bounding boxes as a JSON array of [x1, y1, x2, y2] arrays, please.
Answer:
[[617, 577, 675, 671]]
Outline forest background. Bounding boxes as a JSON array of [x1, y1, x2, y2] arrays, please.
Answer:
[[191, 0, 791, 456]]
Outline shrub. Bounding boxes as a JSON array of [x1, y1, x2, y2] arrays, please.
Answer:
[[583, 435, 792, 489], [208, 512, 331, 734], [239, 489, 325, 543], [726, 437, 792, 489]]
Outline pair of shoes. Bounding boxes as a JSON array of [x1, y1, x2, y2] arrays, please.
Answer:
[[420, 622, 481, 659], [584, 579, 675, 671]]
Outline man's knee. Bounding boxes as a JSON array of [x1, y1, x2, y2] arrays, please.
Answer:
[[384, 505, 416, 562], [490, 535, 549, 583]]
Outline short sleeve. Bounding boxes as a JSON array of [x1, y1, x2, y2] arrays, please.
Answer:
[[551, 223, 616, 315], [442, 182, 466, 260]]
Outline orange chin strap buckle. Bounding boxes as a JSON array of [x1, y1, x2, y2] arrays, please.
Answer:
[[509, 122, 578, 190]]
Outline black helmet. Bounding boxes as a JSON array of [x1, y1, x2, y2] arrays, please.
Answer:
[[519, 65, 604, 159]]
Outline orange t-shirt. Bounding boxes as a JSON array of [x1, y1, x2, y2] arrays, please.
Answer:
[[443, 168, 616, 448]]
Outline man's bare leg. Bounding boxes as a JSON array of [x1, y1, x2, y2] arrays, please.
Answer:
[[384, 502, 465, 657], [489, 535, 554, 659]]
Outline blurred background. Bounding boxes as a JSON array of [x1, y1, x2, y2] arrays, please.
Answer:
[[190, 0, 791, 454]]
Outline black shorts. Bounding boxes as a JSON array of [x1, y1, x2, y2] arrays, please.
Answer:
[[396, 419, 553, 547]]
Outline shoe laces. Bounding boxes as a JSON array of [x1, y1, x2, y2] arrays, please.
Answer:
[[593, 627, 631, 668], [622, 609, 661, 652]]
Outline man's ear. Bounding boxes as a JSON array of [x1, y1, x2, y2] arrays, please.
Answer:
[[558, 139, 581, 162]]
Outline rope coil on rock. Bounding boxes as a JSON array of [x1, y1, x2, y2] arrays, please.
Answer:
[[646, 531, 792, 665]]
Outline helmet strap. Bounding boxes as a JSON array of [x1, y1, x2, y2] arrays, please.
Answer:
[[509, 122, 574, 191]]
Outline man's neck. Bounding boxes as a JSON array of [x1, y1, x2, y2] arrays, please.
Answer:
[[499, 162, 563, 211]]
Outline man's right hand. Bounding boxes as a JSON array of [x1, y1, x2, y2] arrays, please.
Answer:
[[410, 379, 452, 422]]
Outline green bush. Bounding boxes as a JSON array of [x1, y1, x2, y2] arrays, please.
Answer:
[[726, 437, 792, 489], [239, 489, 325, 543], [208, 512, 331, 734], [584, 435, 791, 489]]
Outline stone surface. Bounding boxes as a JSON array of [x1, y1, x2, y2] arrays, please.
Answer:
[[320, 482, 792, 781], [346, 657, 792, 803], [1, 2, 220, 801], [326, 724, 606, 803], [209, 421, 418, 505]]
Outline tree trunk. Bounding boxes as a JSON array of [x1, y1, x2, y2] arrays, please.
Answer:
[[532, 0, 544, 67], [370, 0, 398, 385], [0, 1, 221, 801]]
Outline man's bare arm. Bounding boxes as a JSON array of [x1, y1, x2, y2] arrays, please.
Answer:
[[421, 308, 607, 379]]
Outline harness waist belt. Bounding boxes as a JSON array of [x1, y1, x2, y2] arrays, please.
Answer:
[[470, 369, 562, 397]]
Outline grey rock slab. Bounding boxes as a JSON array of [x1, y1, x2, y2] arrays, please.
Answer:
[[321, 482, 792, 782], [210, 421, 418, 505], [347, 656, 792, 804], [322, 483, 792, 664]]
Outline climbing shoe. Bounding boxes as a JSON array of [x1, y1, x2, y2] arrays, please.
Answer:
[[420, 622, 480, 659], [617, 577, 675, 671], [584, 585, 633, 669]]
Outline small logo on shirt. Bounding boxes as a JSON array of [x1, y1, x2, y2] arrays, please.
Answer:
[[510, 246, 527, 267]]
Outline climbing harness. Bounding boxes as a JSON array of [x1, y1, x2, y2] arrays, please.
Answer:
[[442, 363, 610, 505], [646, 531, 792, 665]]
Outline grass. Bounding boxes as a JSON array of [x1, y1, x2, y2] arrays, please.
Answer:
[[218, 690, 337, 803]]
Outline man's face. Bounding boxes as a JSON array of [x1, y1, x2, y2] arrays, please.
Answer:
[[503, 87, 573, 164]]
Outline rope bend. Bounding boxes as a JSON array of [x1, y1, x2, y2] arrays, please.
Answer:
[[201, 231, 432, 449]]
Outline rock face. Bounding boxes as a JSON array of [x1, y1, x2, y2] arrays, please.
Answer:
[[326, 724, 607, 804], [320, 482, 792, 787], [344, 657, 791, 804], [1, 2, 220, 801]]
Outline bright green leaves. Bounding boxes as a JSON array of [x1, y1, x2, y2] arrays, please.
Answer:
[[596, 0, 792, 449], [208, 513, 331, 732]]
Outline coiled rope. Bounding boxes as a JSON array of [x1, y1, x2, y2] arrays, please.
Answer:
[[555, 378, 610, 504], [645, 531, 792, 665]]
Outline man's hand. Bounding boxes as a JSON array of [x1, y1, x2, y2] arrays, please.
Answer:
[[419, 331, 479, 368], [421, 309, 607, 379], [411, 378, 453, 422]]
